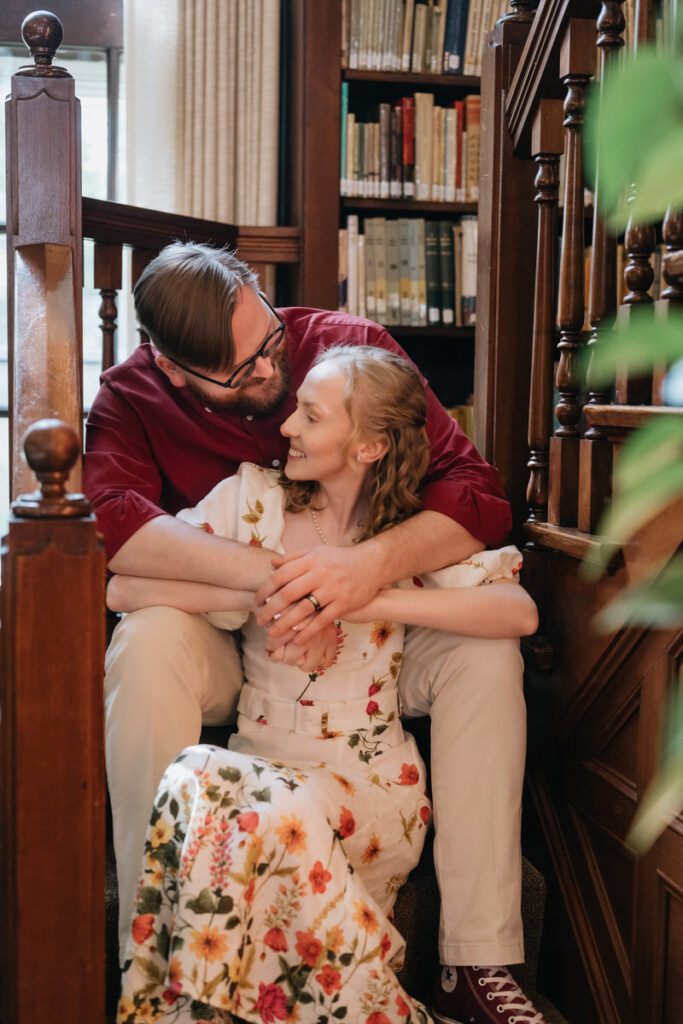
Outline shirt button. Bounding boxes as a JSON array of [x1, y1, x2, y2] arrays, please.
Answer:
[[271, 459, 280, 467], [246, 415, 254, 421]]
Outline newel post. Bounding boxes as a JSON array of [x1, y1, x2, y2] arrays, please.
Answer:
[[0, 420, 106, 1023], [5, 11, 83, 500]]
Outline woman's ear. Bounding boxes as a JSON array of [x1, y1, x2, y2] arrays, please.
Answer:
[[355, 436, 389, 465], [155, 353, 187, 388]]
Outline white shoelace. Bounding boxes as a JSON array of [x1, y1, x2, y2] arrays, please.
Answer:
[[474, 967, 546, 1024]]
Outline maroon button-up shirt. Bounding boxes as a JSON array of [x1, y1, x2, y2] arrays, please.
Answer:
[[83, 307, 511, 562]]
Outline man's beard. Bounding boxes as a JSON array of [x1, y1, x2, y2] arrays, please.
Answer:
[[184, 348, 292, 416]]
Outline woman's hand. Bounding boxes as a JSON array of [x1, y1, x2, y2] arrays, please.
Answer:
[[266, 617, 340, 672]]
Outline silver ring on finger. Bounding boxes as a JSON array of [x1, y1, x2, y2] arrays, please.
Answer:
[[304, 593, 322, 614]]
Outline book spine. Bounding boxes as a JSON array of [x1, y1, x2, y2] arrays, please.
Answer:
[[379, 102, 391, 199], [408, 218, 420, 326], [341, 0, 350, 69], [357, 232, 367, 318], [463, 0, 482, 77], [401, 0, 416, 72], [465, 94, 480, 202], [338, 228, 348, 311], [398, 217, 412, 325], [444, 0, 469, 73], [347, 214, 359, 316], [374, 216, 388, 323], [432, 2, 447, 73], [453, 221, 463, 326], [411, 1, 427, 71], [460, 214, 477, 326], [349, 0, 361, 69], [365, 217, 377, 320], [386, 218, 401, 324], [401, 95, 415, 199], [390, 101, 403, 199], [445, 106, 457, 202], [425, 219, 442, 324], [340, 81, 349, 195], [416, 217, 427, 326], [454, 99, 464, 201], [414, 92, 434, 202], [438, 219, 456, 325]]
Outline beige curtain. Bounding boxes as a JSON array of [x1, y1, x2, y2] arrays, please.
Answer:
[[126, 0, 281, 226]]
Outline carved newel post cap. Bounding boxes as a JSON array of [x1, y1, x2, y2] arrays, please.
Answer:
[[12, 419, 91, 518], [16, 11, 71, 78]]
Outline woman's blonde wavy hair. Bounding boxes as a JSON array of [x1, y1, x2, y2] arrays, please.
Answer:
[[280, 345, 430, 541]]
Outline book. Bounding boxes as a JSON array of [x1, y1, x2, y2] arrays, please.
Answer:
[[432, 104, 445, 201], [365, 216, 377, 320], [416, 217, 428, 325], [349, 0, 361, 69], [411, 1, 428, 71], [445, 106, 457, 202], [390, 101, 403, 199], [433, 2, 448, 73], [461, 214, 478, 325], [454, 99, 464, 201], [401, 95, 415, 199], [340, 81, 349, 194], [438, 219, 456, 325], [425, 219, 442, 324], [347, 214, 360, 316], [465, 94, 481, 201], [401, 0, 416, 71], [408, 218, 421, 325], [443, 0, 470, 73], [463, 0, 483, 76], [374, 216, 388, 322], [357, 232, 367, 318], [338, 228, 348, 311], [414, 92, 434, 201], [379, 102, 391, 199], [453, 220, 463, 325], [398, 217, 413, 325], [341, 0, 350, 69], [474, 0, 494, 77], [385, 218, 401, 324]]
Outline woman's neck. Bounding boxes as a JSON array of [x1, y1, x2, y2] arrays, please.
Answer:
[[313, 477, 369, 546]]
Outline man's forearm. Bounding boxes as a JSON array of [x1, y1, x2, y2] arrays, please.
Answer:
[[107, 514, 275, 590], [360, 509, 485, 588]]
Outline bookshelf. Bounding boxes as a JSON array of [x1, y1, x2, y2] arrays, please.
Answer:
[[288, 3, 495, 418]]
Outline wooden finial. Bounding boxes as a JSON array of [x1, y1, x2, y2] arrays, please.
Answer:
[[16, 10, 71, 78], [12, 419, 90, 518]]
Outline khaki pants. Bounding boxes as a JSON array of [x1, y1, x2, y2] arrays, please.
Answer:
[[105, 608, 525, 967]]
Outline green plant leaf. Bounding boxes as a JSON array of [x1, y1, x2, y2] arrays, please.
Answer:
[[599, 456, 683, 544], [594, 554, 683, 631], [584, 310, 683, 384], [606, 126, 683, 230], [612, 415, 683, 493], [585, 48, 682, 216], [626, 674, 683, 853]]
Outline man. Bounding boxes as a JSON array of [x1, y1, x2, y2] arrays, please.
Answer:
[[84, 241, 542, 1024]]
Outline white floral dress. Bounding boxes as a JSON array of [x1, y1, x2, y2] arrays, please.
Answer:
[[117, 465, 522, 1024]]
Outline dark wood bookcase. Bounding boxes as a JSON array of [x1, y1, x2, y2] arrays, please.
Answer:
[[288, 1, 483, 412]]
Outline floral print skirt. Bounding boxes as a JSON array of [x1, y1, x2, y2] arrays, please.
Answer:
[[118, 742, 433, 1024]]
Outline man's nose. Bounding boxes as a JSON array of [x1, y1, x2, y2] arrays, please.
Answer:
[[252, 354, 275, 380]]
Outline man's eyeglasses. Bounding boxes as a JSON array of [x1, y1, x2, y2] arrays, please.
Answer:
[[169, 294, 286, 389]]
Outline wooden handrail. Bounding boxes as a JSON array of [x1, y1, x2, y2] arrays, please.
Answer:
[[82, 197, 301, 264], [505, 0, 599, 153]]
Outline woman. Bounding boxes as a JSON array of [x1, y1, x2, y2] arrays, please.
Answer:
[[110, 346, 537, 1024]]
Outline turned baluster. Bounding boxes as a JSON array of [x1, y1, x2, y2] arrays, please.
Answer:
[[578, 1, 625, 532], [660, 207, 683, 305], [616, 0, 657, 403], [548, 20, 596, 527], [94, 242, 122, 371], [526, 100, 563, 524]]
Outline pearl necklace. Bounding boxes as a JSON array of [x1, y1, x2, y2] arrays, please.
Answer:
[[310, 507, 330, 545]]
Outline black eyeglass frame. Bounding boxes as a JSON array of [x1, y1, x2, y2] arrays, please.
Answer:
[[168, 293, 286, 389]]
